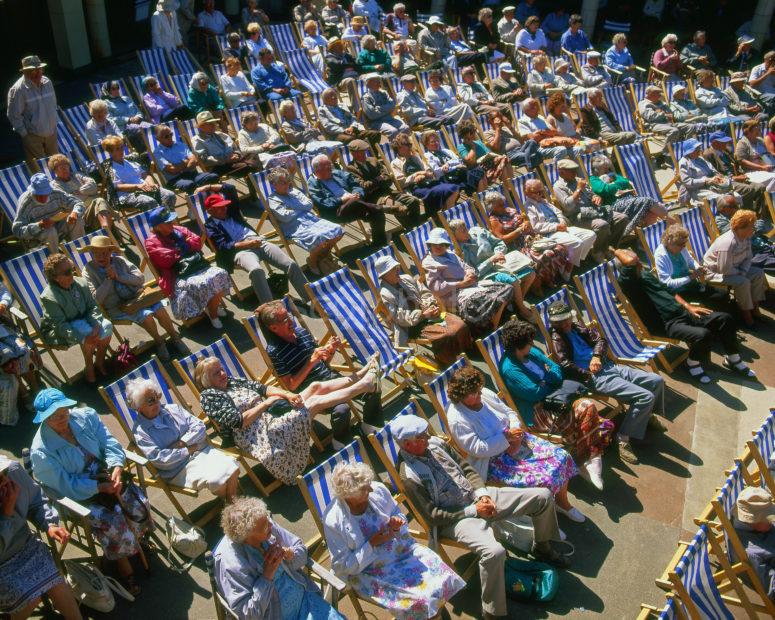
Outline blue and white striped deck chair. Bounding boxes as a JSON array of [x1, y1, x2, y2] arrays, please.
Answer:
[[664, 80, 689, 101], [616, 141, 663, 201], [483, 62, 499, 85], [422, 356, 468, 437], [368, 399, 425, 492], [215, 34, 232, 57], [306, 268, 413, 394], [679, 206, 712, 260], [179, 118, 199, 146], [269, 95, 306, 128], [576, 151, 594, 178], [284, 49, 328, 93], [638, 219, 667, 266], [168, 73, 195, 103], [59, 104, 91, 144], [143, 120, 180, 167], [718, 75, 730, 90], [211, 63, 226, 81], [630, 82, 648, 105], [476, 182, 513, 213], [225, 103, 260, 134], [510, 171, 538, 209], [125, 211, 156, 275], [89, 79, 131, 101], [604, 85, 638, 133], [438, 200, 486, 254], [269, 23, 300, 53], [138, 48, 172, 76], [574, 262, 672, 369], [0, 163, 31, 226], [174, 336, 253, 397], [56, 121, 88, 160], [400, 219, 434, 277], [533, 287, 581, 354], [88, 142, 123, 165], [672, 131, 711, 163], [746, 409, 775, 493], [356, 243, 405, 305], [572, 90, 590, 114], [417, 70, 431, 93], [169, 48, 200, 75], [542, 159, 562, 189], [377, 141, 397, 168], [476, 113, 492, 134], [336, 144, 353, 165]]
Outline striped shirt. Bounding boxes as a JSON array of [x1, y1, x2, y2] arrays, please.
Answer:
[[266, 326, 333, 381]]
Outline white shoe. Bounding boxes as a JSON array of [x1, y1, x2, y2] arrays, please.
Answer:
[[558, 528, 567, 541], [583, 456, 604, 491], [217, 306, 227, 317], [558, 506, 587, 523], [210, 317, 223, 329]]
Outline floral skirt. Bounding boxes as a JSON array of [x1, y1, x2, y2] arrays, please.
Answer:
[[234, 408, 312, 485], [487, 433, 578, 495], [523, 243, 572, 288], [457, 280, 513, 330], [0, 537, 63, 613], [171, 266, 231, 320], [87, 482, 153, 560]]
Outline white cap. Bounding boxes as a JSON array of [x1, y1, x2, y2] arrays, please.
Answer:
[[391, 414, 429, 442], [499, 62, 516, 74]]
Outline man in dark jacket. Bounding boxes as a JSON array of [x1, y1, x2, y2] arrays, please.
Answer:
[[307, 153, 386, 246], [703, 131, 766, 215], [345, 139, 421, 228], [324, 38, 359, 86], [203, 193, 310, 304], [547, 300, 665, 465], [579, 89, 637, 145]]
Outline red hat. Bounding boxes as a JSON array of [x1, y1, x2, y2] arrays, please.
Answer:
[[204, 193, 231, 209]]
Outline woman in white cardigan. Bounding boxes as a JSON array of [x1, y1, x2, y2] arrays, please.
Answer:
[[151, 0, 183, 51], [445, 365, 586, 522], [322, 462, 463, 619]]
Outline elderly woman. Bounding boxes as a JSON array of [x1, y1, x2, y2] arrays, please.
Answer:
[[128, 378, 239, 500], [375, 254, 471, 366], [457, 65, 508, 115], [422, 227, 514, 332], [245, 22, 273, 63], [553, 58, 586, 96], [735, 119, 775, 172], [545, 92, 601, 153], [186, 72, 225, 123], [677, 138, 731, 206], [457, 121, 512, 186], [144, 206, 231, 327], [0, 281, 39, 413], [652, 33, 683, 80], [342, 15, 369, 41], [425, 70, 475, 125], [481, 110, 542, 170], [30, 389, 153, 595], [445, 365, 584, 522], [266, 167, 344, 275], [84, 99, 121, 146], [214, 497, 344, 620], [302, 20, 328, 74], [703, 209, 770, 327], [220, 57, 256, 108], [669, 83, 708, 124], [323, 461, 464, 619], [80, 235, 186, 362], [694, 70, 738, 120], [514, 15, 547, 55], [485, 191, 571, 293], [420, 130, 485, 193], [236, 110, 295, 169], [278, 100, 342, 158], [0, 455, 81, 620], [527, 54, 558, 97], [448, 218, 536, 321], [473, 7, 505, 62], [589, 153, 670, 234], [196, 355, 377, 484], [40, 254, 112, 385], [390, 133, 459, 217], [142, 75, 190, 124], [356, 35, 391, 74], [605, 33, 638, 82], [101, 80, 151, 153]]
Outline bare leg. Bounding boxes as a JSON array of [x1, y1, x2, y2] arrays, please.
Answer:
[[215, 469, 239, 501], [491, 298, 510, 329], [95, 336, 111, 374], [206, 292, 224, 319], [140, 315, 164, 344], [81, 341, 96, 382], [45, 582, 83, 620], [555, 483, 573, 511], [301, 373, 377, 415], [154, 307, 179, 338], [10, 596, 42, 620]]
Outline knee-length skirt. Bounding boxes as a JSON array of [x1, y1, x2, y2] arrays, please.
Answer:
[[0, 537, 63, 614], [171, 266, 231, 320]]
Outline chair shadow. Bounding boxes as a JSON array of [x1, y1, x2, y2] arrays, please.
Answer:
[[573, 466, 643, 524]]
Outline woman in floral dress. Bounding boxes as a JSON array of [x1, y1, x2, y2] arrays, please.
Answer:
[[444, 365, 586, 524], [196, 356, 379, 485], [323, 462, 464, 619]]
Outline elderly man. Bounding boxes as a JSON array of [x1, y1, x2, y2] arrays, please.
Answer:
[[417, 16, 453, 63], [13, 173, 84, 252], [197, 0, 230, 36], [680, 30, 717, 70], [396, 74, 446, 129], [580, 51, 613, 88], [728, 34, 755, 72], [48, 154, 115, 233], [251, 49, 300, 101], [321, 0, 347, 37], [517, 98, 580, 160], [325, 38, 359, 87], [153, 124, 219, 193], [703, 209, 769, 326], [361, 73, 409, 137], [491, 62, 527, 104], [318, 88, 381, 148], [715, 195, 775, 273], [483, 110, 541, 169], [749, 51, 775, 97], [497, 6, 520, 45], [579, 88, 637, 145], [703, 132, 767, 214], [458, 66, 509, 115], [552, 159, 629, 259], [547, 301, 666, 465], [638, 85, 695, 151], [345, 140, 420, 226], [669, 83, 708, 124], [615, 248, 751, 383], [394, 413, 569, 620], [523, 178, 596, 267], [191, 111, 255, 180], [307, 154, 386, 247], [678, 137, 732, 206], [725, 72, 773, 119], [204, 193, 310, 305], [553, 57, 586, 95], [7, 55, 58, 164], [734, 486, 775, 601], [560, 14, 592, 54], [383, 3, 413, 40]]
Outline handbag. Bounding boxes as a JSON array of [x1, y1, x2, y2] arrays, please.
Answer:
[[504, 558, 559, 602], [165, 516, 207, 573], [107, 340, 138, 376], [174, 252, 210, 279], [64, 560, 135, 612]]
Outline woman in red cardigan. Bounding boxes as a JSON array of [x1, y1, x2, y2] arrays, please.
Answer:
[[144, 207, 231, 327]]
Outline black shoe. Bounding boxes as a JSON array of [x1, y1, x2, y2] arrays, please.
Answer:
[[532, 542, 571, 568]]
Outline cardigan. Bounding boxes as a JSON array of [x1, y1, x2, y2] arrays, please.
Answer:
[[83, 255, 146, 316], [145, 225, 204, 296], [654, 244, 698, 291], [40, 278, 105, 347], [499, 347, 563, 424]]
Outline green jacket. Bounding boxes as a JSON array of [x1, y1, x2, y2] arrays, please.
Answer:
[[356, 48, 391, 73], [187, 85, 224, 115], [589, 173, 632, 206], [40, 277, 105, 346]]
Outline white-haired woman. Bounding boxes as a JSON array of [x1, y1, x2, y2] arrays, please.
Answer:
[[236, 110, 295, 169], [84, 99, 121, 146], [128, 377, 239, 501], [356, 35, 392, 75], [278, 100, 342, 158], [322, 461, 464, 619], [196, 356, 378, 485], [526, 54, 557, 97], [652, 33, 683, 80], [214, 497, 345, 619]]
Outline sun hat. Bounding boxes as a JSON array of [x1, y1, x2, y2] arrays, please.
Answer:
[[709, 130, 732, 143], [77, 235, 120, 253], [33, 388, 77, 424], [196, 110, 219, 126], [20, 55, 46, 72], [427, 228, 451, 245], [737, 486, 775, 524], [427, 16, 444, 26], [499, 62, 516, 74], [375, 255, 400, 278], [348, 139, 370, 151], [681, 138, 702, 154], [547, 301, 574, 323], [30, 173, 51, 196]]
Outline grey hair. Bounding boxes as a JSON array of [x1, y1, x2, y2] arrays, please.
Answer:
[[612, 33, 627, 46], [477, 7, 493, 21], [125, 378, 162, 410], [311, 153, 331, 173], [661, 224, 689, 247], [267, 166, 292, 186], [240, 110, 259, 126], [590, 154, 613, 176], [331, 461, 375, 499], [483, 191, 505, 211], [393, 2, 405, 10], [220, 497, 270, 543], [194, 356, 221, 390], [362, 35, 377, 49], [89, 99, 108, 114], [447, 218, 466, 231], [524, 178, 544, 193], [322, 87, 338, 101], [661, 33, 678, 46], [278, 100, 296, 117]]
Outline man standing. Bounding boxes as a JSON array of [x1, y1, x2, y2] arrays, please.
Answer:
[[7, 56, 58, 165]]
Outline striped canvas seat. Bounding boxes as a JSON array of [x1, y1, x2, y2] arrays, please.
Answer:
[[604, 85, 638, 133], [679, 206, 711, 260], [307, 268, 412, 377], [283, 49, 328, 93], [61, 230, 112, 274], [269, 23, 299, 53], [138, 48, 172, 76], [535, 287, 575, 339], [576, 263, 666, 363], [478, 327, 505, 375], [225, 102, 260, 134], [400, 219, 434, 275], [639, 219, 667, 265], [0, 164, 32, 224], [370, 400, 422, 491], [483, 62, 499, 84], [572, 90, 590, 112], [657, 598, 677, 620], [211, 63, 226, 80], [89, 143, 123, 165], [510, 171, 538, 207], [176, 337, 251, 389], [665, 80, 689, 100], [0, 246, 50, 329], [602, 20, 631, 33], [300, 439, 365, 520], [752, 409, 775, 466], [169, 49, 198, 74], [143, 121, 181, 159], [168, 73, 196, 102], [542, 159, 562, 188], [630, 82, 648, 104], [423, 357, 467, 435], [89, 79, 131, 100], [673, 132, 712, 161], [125, 211, 155, 270], [440, 200, 485, 231], [59, 104, 91, 143], [617, 142, 662, 201], [56, 121, 89, 161]]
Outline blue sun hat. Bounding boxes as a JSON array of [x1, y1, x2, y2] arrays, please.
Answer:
[[33, 388, 77, 424]]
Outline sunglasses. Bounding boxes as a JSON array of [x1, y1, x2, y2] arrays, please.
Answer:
[[144, 394, 161, 406]]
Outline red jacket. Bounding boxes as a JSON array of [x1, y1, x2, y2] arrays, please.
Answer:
[[145, 225, 203, 296]]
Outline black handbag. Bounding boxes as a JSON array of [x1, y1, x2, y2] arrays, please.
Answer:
[[174, 252, 210, 279]]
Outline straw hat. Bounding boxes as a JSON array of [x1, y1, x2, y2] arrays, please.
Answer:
[[77, 235, 120, 253]]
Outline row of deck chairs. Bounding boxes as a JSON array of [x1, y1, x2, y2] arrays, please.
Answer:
[[638, 409, 775, 619]]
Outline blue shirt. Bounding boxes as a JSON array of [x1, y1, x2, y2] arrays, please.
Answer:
[[321, 178, 347, 201], [568, 329, 594, 370], [221, 217, 255, 244], [604, 46, 634, 72], [154, 141, 193, 181], [250, 62, 292, 95], [560, 29, 591, 52], [515, 2, 540, 23], [111, 159, 145, 198], [542, 12, 569, 36]]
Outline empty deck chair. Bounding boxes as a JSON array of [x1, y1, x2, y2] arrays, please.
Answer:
[[604, 85, 639, 134], [574, 262, 681, 371], [400, 219, 434, 277], [284, 49, 328, 93], [138, 48, 172, 76], [59, 104, 91, 145], [305, 267, 414, 402], [169, 48, 201, 74], [0, 163, 32, 228], [99, 357, 226, 525], [268, 23, 300, 53], [168, 73, 196, 103], [615, 141, 665, 202]]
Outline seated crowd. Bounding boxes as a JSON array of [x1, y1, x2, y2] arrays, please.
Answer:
[[4, 2, 775, 620]]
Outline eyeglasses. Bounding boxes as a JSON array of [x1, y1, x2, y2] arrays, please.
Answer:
[[144, 394, 161, 406]]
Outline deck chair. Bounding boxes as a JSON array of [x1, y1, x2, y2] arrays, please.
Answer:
[[138, 48, 172, 76], [400, 219, 434, 278], [533, 286, 586, 357], [55, 121, 91, 166], [637, 219, 667, 266], [637, 598, 682, 620], [574, 262, 679, 371], [437, 200, 487, 254], [305, 267, 415, 403], [284, 49, 329, 93], [614, 141, 666, 202], [169, 48, 202, 75], [743, 409, 775, 493], [269, 23, 301, 53], [679, 207, 713, 261], [603, 85, 639, 134], [421, 355, 473, 445], [0, 163, 32, 229], [88, 78, 133, 102], [99, 357, 227, 526], [225, 103, 262, 134], [59, 104, 91, 145], [168, 72, 196, 103], [355, 242, 412, 307]]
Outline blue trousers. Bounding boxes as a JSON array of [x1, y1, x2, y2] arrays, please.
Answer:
[[265, 89, 301, 101]]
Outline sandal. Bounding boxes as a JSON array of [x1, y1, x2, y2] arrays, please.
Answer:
[[686, 362, 711, 384], [121, 573, 141, 597], [723, 357, 756, 378]]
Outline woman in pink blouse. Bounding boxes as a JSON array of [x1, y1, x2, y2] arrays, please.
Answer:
[[652, 33, 683, 80]]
